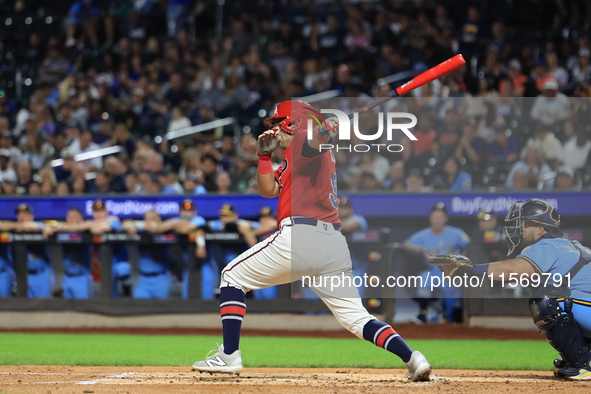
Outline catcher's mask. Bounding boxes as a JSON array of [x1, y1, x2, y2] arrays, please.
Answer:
[[504, 199, 560, 255], [264, 100, 325, 135]]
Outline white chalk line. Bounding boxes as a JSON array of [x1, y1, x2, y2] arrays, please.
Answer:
[[0, 371, 140, 385], [77, 371, 138, 384]]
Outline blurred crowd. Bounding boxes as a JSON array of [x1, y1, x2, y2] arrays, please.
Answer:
[[0, 0, 590, 195]]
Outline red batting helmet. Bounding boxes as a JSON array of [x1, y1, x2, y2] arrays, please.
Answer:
[[264, 100, 325, 135]]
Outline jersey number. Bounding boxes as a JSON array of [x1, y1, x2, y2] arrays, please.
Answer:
[[276, 159, 288, 191], [329, 173, 338, 209]]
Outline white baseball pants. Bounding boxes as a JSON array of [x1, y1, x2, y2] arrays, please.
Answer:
[[220, 217, 375, 339]]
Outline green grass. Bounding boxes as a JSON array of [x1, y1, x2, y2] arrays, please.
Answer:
[[0, 333, 556, 370]]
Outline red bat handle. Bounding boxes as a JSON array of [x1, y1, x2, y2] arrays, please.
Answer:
[[395, 54, 466, 96]]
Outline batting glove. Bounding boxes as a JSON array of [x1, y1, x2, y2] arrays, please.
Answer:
[[257, 130, 281, 156], [317, 117, 339, 141]]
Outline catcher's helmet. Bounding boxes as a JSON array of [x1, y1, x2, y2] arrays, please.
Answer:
[[264, 100, 325, 135], [504, 199, 560, 255]]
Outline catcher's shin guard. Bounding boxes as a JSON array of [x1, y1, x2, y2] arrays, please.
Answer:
[[529, 297, 591, 369]]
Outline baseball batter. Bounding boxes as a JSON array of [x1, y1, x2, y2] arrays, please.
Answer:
[[192, 100, 431, 381]]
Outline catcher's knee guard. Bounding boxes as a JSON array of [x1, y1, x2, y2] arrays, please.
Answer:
[[529, 296, 591, 369]]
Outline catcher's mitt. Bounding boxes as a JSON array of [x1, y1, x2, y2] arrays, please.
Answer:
[[428, 254, 474, 278]]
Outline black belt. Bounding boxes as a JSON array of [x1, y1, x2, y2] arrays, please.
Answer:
[[28, 268, 45, 275], [292, 217, 341, 232], [140, 271, 167, 277]]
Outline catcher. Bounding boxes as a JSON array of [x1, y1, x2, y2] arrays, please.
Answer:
[[429, 199, 591, 380]]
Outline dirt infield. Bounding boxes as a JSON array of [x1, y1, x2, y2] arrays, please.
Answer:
[[0, 323, 544, 340], [0, 366, 588, 394]]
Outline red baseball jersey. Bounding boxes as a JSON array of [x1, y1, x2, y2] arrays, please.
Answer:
[[274, 132, 341, 225]]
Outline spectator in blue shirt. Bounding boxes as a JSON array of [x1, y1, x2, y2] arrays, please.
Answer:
[[66, 0, 101, 48], [182, 173, 207, 195], [488, 126, 520, 162], [167, 0, 195, 37], [442, 157, 472, 191], [459, 6, 492, 59], [158, 169, 183, 194], [453, 120, 487, 165]]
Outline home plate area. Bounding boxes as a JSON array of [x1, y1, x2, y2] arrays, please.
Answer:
[[0, 366, 588, 394]]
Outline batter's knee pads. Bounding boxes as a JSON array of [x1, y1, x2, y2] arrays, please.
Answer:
[[529, 297, 591, 369]]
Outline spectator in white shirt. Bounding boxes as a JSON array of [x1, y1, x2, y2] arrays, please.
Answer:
[[22, 132, 55, 170], [530, 79, 571, 126], [571, 48, 591, 84], [561, 130, 591, 170], [546, 50, 568, 90], [0, 116, 12, 137], [167, 106, 192, 133], [0, 130, 23, 164], [506, 146, 554, 190], [522, 123, 563, 162], [406, 168, 432, 193], [13, 100, 35, 137], [357, 152, 390, 183], [554, 165, 578, 191], [0, 149, 17, 184], [71, 129, 102, 170]]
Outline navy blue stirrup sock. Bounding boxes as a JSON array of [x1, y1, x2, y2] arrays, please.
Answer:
[[219, 287, 246, 354], [362, 320, 413, 363]]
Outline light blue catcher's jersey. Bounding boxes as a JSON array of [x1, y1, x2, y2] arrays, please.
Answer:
[[517, 237, 591, 298], [408, 226, 470, 256]]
